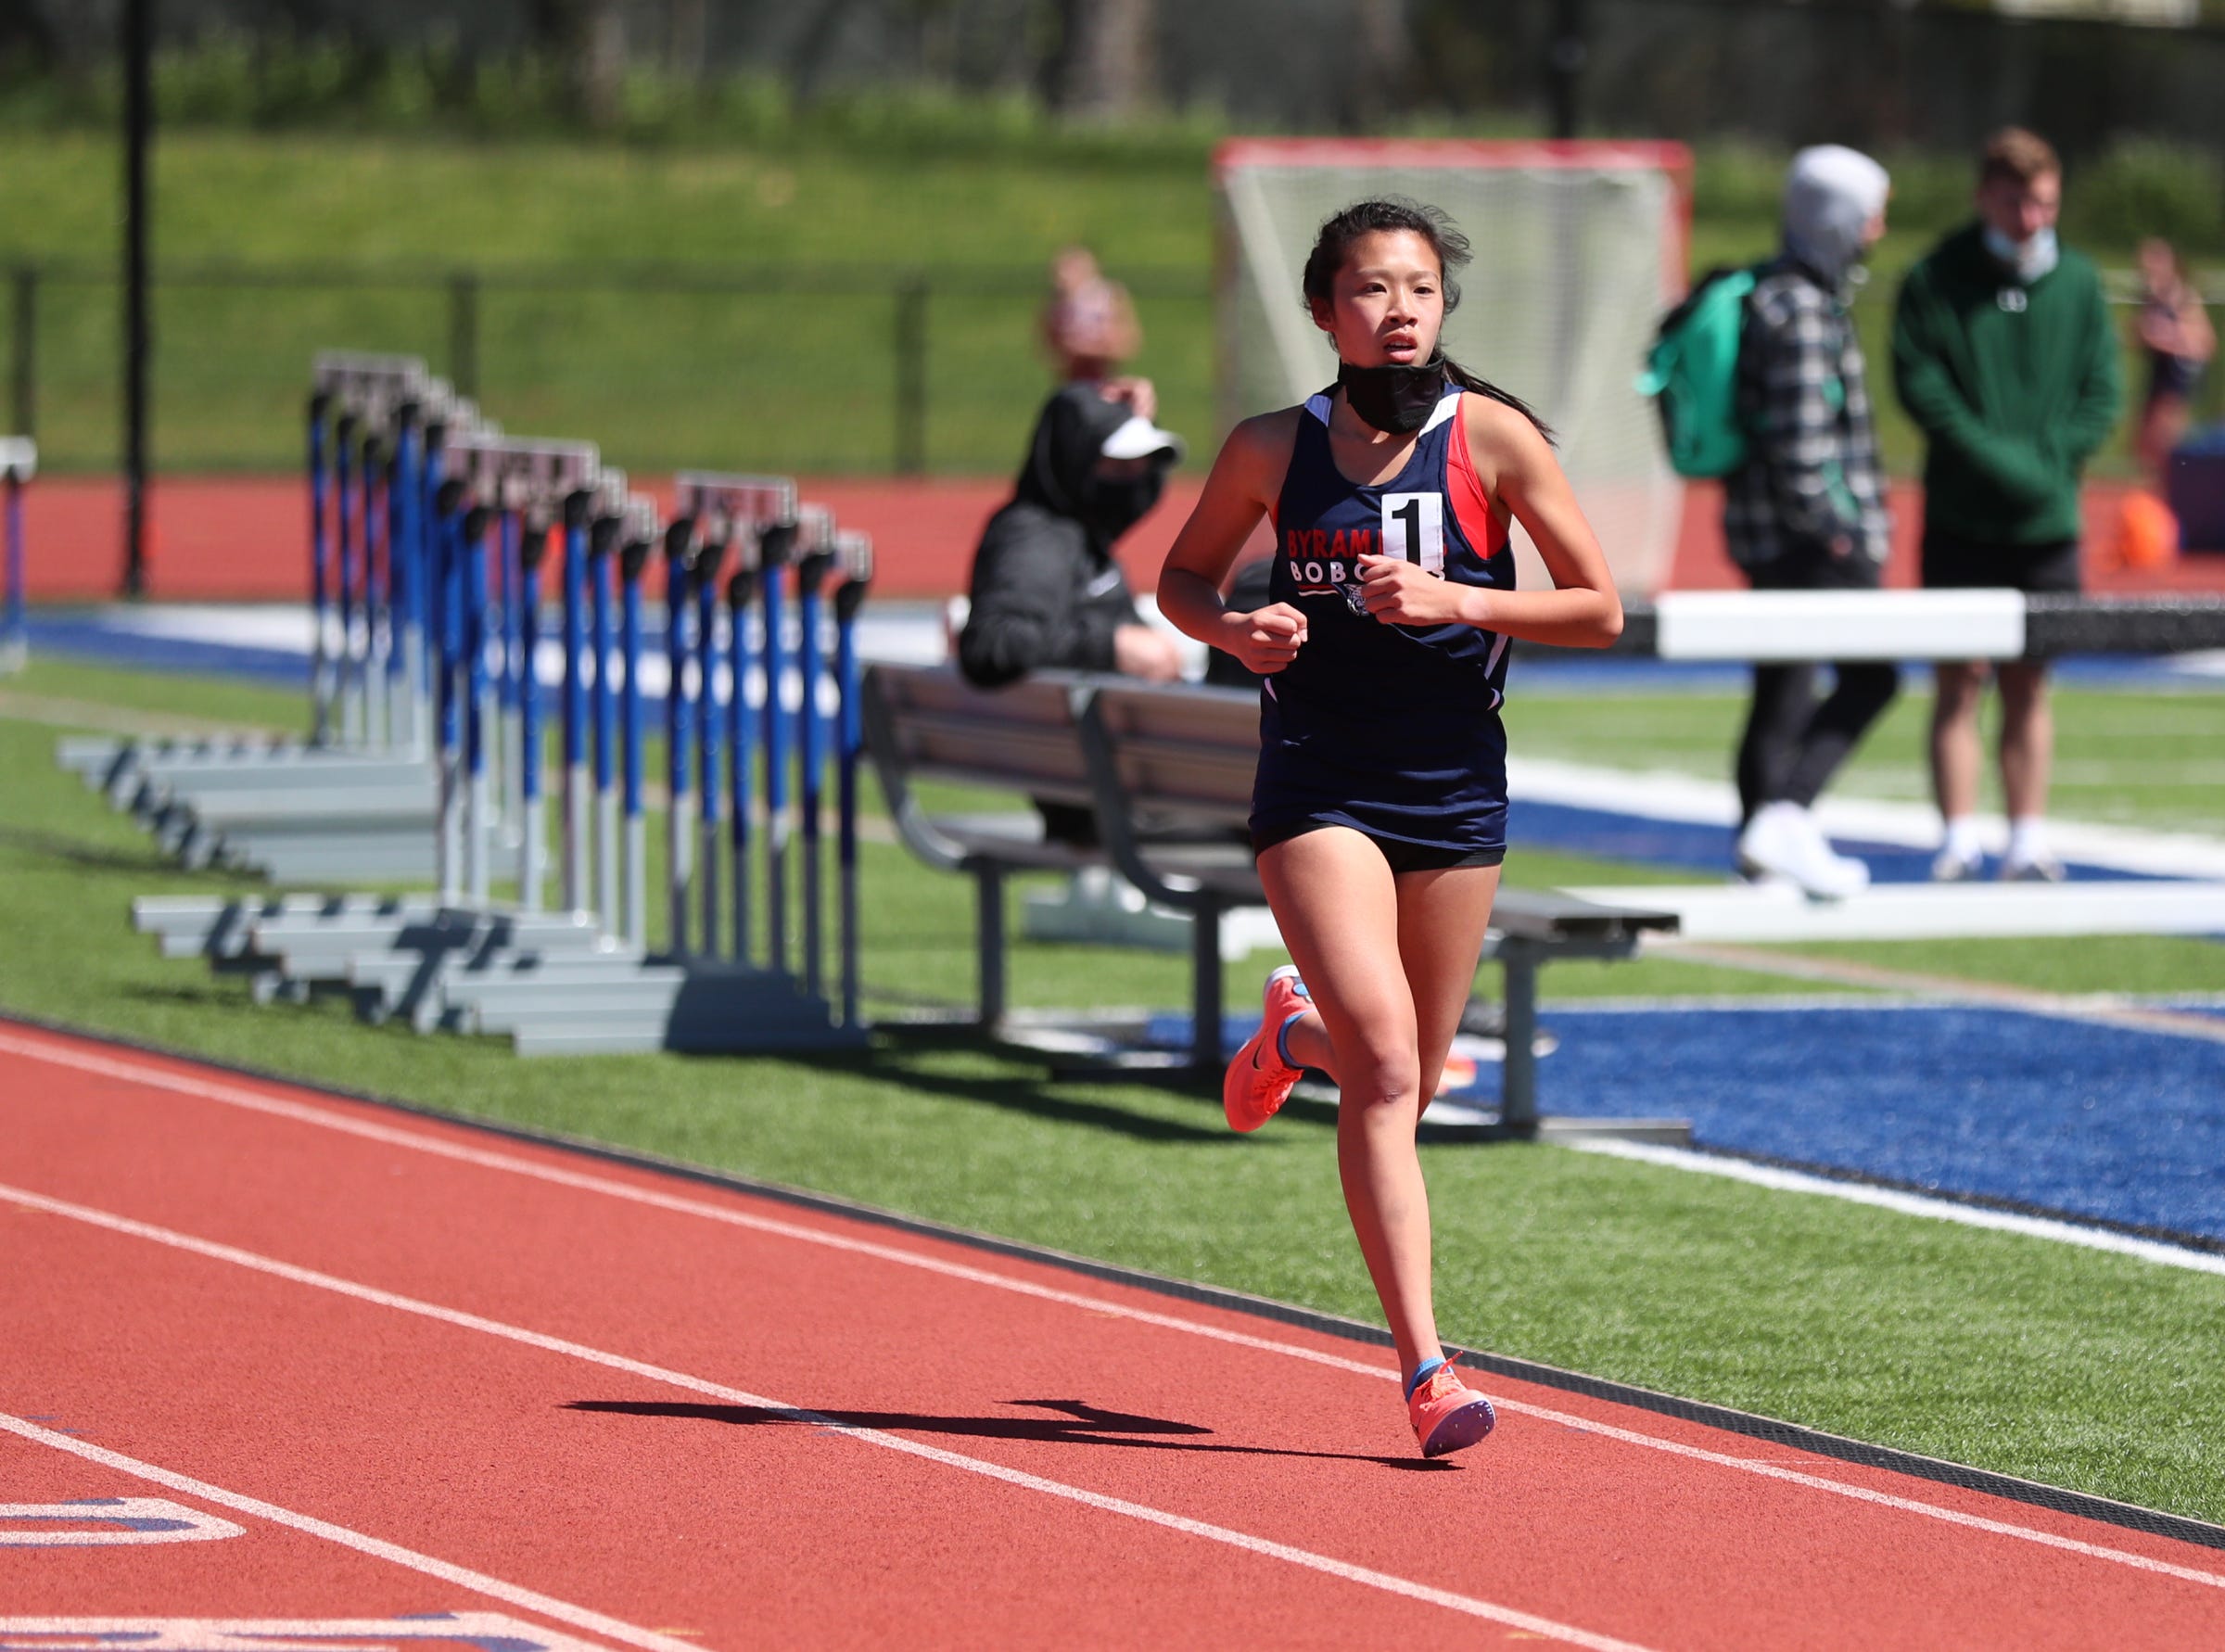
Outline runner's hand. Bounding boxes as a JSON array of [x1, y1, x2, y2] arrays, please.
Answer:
[[1356, 553, 1475, 626], [1222, 604, 1307, 674]]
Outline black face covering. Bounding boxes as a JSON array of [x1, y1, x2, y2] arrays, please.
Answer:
[[1338, 354, 1448, 434], [1011, 383, 1172, 555]]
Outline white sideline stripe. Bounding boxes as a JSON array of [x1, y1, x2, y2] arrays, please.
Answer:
[[1547, 990, 2225, 1016], [1507, 754, 2225, 882], [0, 1187, 1646, 1652], [0, 1412, 700, 1652], [8, 1033, 2225, 1588], [1565, 1137, 2225, 1278]]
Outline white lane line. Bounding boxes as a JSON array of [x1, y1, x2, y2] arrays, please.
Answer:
[[0, 1413, 700, 1652], [0, 1184, 1648, 1652], [0, 1615, 617, 1652], [0, 1497, 243, 1545], [1565, 1137, 2225, 1277], [7, 1030, 2225, 1584]]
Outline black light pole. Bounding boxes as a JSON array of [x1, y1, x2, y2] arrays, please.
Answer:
[[121, 0, 152, 598], [1546, 0, 1586, 142]]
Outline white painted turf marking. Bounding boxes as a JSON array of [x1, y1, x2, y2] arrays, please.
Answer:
[[0, 1189, 1651, 1652], [1507, 754, 2225, 882], [0, 1414, 702, 1652], [7, 1029, 2225, 1585], [1564, 1137, 2225, 1277]]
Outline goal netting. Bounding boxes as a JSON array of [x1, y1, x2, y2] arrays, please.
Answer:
[[1214, 139, 1693, 599]]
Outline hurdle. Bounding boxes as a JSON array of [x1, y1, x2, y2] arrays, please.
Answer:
[[1532, 584, 2225, 944], [0, 437, 32, 677], [1604, 587, 2225, 663], [108, 348, 875, 1054], [211, 428, 607, 1016], [439, 482, 871, 1055], [676, 472, 795, 960], [70, 357, 468, 889]]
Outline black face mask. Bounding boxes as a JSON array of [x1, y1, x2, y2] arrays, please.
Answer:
[[1338, 354, 1448, 434]]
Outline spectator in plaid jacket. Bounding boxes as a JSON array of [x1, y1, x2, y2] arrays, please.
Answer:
[[1723, 145, 1896, 900]]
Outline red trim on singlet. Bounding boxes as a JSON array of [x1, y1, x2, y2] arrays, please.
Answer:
[[1445, 397, 1507, 559]]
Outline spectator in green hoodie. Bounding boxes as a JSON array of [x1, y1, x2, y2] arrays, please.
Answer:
[[1892, 127, 2120, 883]]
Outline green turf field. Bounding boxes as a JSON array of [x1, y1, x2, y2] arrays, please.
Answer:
[[5, 132, 2216, 477], [5, 654, 2224, 1524], [1512, 677, 2225, 839]]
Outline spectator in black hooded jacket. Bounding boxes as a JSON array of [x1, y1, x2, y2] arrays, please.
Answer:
[[959, 379, 1186, 689]]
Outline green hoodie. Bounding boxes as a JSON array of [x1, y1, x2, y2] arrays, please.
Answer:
[[1890, 222, 2120, 545]]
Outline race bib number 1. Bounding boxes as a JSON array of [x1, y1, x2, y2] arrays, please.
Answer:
[[1380, 492, 1444, 575]]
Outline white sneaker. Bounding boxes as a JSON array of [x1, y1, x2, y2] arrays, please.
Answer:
[[1736, 802, 1870, 901], [1930, 845, 1985, 883], [2001, 854, 2067, 883]]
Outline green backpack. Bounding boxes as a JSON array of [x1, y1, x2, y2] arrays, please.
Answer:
[[1637, 265, 1760, 479]]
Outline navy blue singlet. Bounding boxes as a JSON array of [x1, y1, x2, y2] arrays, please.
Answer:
[[1251, 387, 1516, 858]]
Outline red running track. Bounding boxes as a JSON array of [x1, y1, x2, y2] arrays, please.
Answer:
[[4, 1018, 2224, 1649], [18, 473, 2225, 603]]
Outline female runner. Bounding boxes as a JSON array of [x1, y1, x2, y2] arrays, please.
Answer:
[[1155, 199, 1624, 1458]]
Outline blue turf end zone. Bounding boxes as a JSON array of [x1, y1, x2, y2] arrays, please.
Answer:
[[1535, 1005, 2225, 1241], [1166, 1003, 2225, 1242]]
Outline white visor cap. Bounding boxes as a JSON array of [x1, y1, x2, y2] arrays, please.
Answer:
[[1100, 413, 1186, 464]]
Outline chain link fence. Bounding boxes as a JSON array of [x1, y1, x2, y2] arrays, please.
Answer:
[[6, 259, 1215, 477], [7, 256, 2219, 478]]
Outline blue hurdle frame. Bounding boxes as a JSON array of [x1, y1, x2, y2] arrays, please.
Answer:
[[619, 525, 652, 950], [694, 534, 729, 954], [0, 440, 32, 676]]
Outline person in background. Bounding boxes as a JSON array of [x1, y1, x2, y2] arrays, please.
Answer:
[[2132, 237, 2215, 492], [1724, 145, 1897, 901], [959, 379, 1186, 843], [1042, 246, 1143, 386], [1891, 128, 2120, 883], [958, 377, 1186, 694]]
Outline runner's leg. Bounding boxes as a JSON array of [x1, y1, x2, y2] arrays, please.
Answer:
[[1257, 828, 1439, 1377], [1259, 834, 1502, 1378], [1395, 863, 1502, 1114]]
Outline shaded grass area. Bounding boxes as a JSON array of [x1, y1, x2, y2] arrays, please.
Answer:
[[4, 658, 2225, 1523]]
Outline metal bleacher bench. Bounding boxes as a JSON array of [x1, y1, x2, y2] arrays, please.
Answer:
[[863, 663, 1679, 1133]]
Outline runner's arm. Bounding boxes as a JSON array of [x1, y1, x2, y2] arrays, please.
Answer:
[[1157, 413, 1309, 675], [1359, 397, 1621, 647]]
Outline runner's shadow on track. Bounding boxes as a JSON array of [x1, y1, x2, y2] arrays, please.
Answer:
[[566, 1398, 1451, 1470]]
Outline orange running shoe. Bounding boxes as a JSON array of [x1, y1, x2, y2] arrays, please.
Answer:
[[1222, 964, 1311, 1133], [1407, 1358, 1497, 1459]]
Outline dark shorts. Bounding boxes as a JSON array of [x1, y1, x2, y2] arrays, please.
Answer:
[[2148, 351, 2204, 405], [1251, 817, 1506, 872], [1921, 528, 2081, 595]]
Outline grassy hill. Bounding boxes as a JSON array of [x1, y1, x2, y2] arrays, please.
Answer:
[[1, 122, 2215, 477]]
